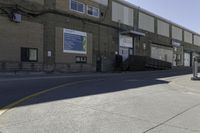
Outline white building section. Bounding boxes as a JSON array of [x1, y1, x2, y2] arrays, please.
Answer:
[[120, 35, 133, 48], [119, 35, 133, 61]]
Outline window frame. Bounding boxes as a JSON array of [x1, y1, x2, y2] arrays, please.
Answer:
[[21, 47, 38, 62], [86, 5, 100, 18], [69, 0, 85, 14]]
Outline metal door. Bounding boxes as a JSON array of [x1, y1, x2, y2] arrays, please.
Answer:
[[184, 52, 191, 67], [119, 47, 129, 61]]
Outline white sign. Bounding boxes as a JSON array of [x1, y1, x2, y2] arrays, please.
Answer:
[[48, 51, 52, 57], [29, 49, 37, 61], [63, 29, 87, 54], [172, 40, 181, 47], [120, 35, 133, 48]]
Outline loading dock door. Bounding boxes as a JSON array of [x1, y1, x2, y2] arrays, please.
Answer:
[[151, 44, 173, 63], [184, 52, 191, 67]]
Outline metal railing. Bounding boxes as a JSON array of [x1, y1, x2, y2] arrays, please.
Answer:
[[0, 61, 94, 74], [192, 56, 200, 80]]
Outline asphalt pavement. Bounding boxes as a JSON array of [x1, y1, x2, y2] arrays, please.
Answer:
[[0, 68, 200, 133]]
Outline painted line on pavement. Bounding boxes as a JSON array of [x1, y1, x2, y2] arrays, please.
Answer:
[[0, 79, 103, 116]]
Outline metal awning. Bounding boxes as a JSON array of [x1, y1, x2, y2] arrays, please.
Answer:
[[120, 30, 145, 37]]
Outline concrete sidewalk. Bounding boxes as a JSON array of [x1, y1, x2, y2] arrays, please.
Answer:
[[1, 70, 200, 133], [161, 74, 200, 93]]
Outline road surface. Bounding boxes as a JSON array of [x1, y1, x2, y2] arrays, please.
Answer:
[[1, 69, 200, 133]]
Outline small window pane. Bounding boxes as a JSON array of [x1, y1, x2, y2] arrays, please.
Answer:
[[70, 0, 85, 13], [21, 48, 29, 62], [87, 6, 99, 17], [93, 8, 99, 17], [78, 3, 84, 12], [29, 49, 37, 61], [21, 48, 38, 62], [71, 0, 77, 10], [88, 7, 93, 15]]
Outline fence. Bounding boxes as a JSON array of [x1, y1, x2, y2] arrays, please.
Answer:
[[125, 55, 172, 71], [0, 61, 95, 73]]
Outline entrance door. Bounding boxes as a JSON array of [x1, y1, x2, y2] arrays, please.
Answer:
[[184, 52, 191, 67], [173, 46, 183, 66], [119, 35, 133, 61], [119, 47, 129, 61], [173, 54, 177, 66]]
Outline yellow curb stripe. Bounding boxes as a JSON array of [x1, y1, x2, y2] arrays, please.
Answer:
[[0, 79, 102, 116]]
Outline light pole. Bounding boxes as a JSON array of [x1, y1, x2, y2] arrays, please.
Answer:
[[118, 19, 121, 55]]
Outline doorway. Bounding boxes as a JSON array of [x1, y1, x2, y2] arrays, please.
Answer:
[[119, 47, 133, 61]]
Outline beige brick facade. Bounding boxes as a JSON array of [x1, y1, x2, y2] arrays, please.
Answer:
[[0, 16, 43, 62], [0, 0, 200, 72]]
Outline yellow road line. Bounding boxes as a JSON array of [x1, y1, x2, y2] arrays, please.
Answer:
[[0, 79, 102, 116]]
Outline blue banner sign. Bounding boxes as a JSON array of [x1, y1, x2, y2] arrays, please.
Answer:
[[63, 29, 87, 54]]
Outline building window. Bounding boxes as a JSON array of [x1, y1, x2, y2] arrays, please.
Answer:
[[87, 5, 100, 17], [70, 0, 85, 13], [21, 48, 38, 62]]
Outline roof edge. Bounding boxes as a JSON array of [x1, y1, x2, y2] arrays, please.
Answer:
[[114, 0, 200, 36]]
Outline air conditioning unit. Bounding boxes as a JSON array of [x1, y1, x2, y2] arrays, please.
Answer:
[[12, 13, 22, 23]]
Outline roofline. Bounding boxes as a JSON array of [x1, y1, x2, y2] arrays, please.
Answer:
[[114, 0, 200, 36]]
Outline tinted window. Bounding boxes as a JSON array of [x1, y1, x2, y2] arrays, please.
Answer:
[[87, 6, 99, 17], [70, 0, 85, 13]]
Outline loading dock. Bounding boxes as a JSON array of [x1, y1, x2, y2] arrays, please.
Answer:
[[151, 44, 173, 64]]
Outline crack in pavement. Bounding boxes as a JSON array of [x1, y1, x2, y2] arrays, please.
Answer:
[[164, 123, 200, 133], [143, 102, 200, 133]]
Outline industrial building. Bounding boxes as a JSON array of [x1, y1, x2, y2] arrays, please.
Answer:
[[0, 0, 200, 72]]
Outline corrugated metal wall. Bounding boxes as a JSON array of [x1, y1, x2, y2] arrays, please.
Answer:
[[172, 26, 182, 41], [194, 35, 200, 46], [184, 31, 193, 44], [139, 12, 154, 33], [157, 20, 169, 37], [112, 1, 134, 27]]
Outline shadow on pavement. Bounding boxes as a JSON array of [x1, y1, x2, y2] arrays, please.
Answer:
[[0, 68, 192, 109]]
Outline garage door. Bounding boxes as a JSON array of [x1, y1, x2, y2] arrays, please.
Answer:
[[151, 44, 173, 63]]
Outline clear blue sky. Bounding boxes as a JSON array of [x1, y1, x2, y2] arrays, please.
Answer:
[[126, 0, 200, 34]]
